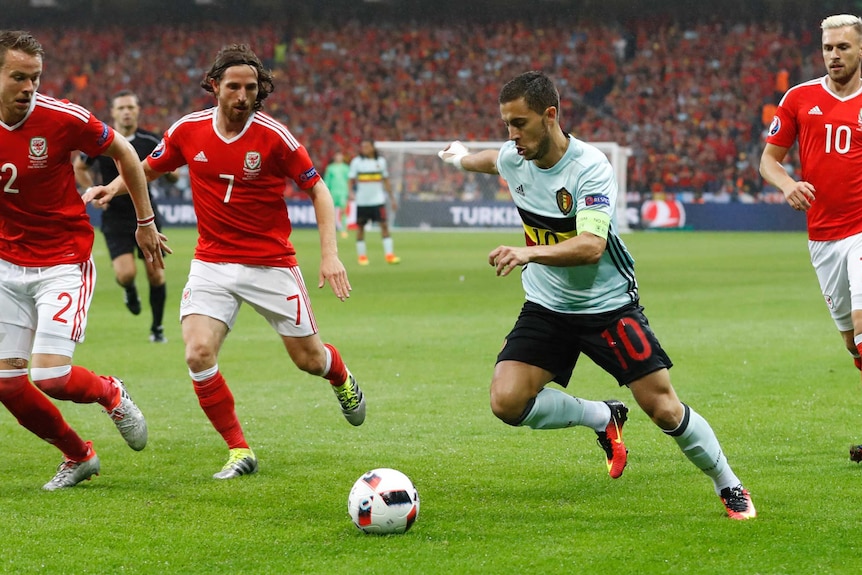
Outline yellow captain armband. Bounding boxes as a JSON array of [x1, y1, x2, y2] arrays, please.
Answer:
[[576, 210, 611, 238]]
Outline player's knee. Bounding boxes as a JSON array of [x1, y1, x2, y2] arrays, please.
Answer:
[[490, 387, 528, 426], [148, 274, 166, 288], [115, 271, 136, 286], [645, 398, 684, 430], [185, 344, 217, 373]]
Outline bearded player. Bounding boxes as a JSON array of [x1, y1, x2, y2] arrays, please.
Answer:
[[84, 44, 365, 480]]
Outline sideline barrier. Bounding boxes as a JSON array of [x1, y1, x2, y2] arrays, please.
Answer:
[[87, 198, 807, 232]]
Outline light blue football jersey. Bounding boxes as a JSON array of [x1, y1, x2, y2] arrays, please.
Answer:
[[496, 135, 638, 314], [348, 155, 389, 207]]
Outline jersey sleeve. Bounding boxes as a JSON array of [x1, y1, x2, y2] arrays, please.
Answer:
[[283, 145, 321, 190], [766, 91, 799, 148], [76, 115, 115, 159], [146, 130, 186, 173], [575, 154, 615, 239]]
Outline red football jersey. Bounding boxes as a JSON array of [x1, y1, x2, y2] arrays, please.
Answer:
[[0, 93, 114, 266], [147, 109, 320, 266], [767, 77, 862, 241]]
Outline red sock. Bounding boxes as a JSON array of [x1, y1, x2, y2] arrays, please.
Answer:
[[856, 342, 862, 371], [193, 372, 248, 449], [0, 374, 89, 460], [324, 343, 348, 386], [34, 366, 118, 409]]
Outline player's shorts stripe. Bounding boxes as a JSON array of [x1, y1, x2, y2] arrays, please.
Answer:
[[606, 233, 637, 301], [71, 259, 96, 342], [288, 266, 317, 332]]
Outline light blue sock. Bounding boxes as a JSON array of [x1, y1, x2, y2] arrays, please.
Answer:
[[666, 404, 740, 494], [521, 388, 610, 430]]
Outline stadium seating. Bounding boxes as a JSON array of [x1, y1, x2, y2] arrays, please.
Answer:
[[33, 18, 812, 202]]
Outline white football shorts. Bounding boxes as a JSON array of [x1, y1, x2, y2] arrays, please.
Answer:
[[809, 231, 862, 332], [180, 259, 318, 337], [0, 257, 96, 359]]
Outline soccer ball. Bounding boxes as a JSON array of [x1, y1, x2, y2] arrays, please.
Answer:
[[347, 468, 420, 534]]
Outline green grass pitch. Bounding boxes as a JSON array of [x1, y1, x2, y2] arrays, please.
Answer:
[[2, 228, 861, 574]]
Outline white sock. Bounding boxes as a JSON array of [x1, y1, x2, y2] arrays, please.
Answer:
[[189, 364, 219, 382], [666, 404, 740, 494], [383, 236, 394, 255], [356, 241, 367, 257], [521, 388, 610, 430], [322, 346, 332, 376]]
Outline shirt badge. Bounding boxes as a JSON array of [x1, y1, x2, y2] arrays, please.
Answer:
[[556, 187, 574, 215]]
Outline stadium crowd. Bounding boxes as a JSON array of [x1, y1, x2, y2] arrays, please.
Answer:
[[30, 17, 815, 202]]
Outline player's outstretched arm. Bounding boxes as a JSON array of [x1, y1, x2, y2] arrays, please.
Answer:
[[438, 141, 500, 175], [82, 158, 165, 205], [81, 173, 122, 207]]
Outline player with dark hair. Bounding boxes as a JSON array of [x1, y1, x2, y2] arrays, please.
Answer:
[[0, 30, 162, 489], [85, 43, 365, 480], [440, 70, 756, 520], [760, 14, 862, 462], [348, 139, 400, 265], [74, 90, 176, 343]]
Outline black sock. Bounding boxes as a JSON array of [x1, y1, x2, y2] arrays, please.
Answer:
[[150, 283, 166, 330], [119, 280, 138, 298]]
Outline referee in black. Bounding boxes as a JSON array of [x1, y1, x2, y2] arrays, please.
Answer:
[[75, 90, 176, 343]]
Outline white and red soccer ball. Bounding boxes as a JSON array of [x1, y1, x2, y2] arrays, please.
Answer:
[[347, 468, 420, 534]]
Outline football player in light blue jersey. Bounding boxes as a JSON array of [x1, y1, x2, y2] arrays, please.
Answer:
[[348, 139, 400, 265], [439, 71, 755, 520]]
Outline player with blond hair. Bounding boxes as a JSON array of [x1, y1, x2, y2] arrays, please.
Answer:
[[760, 14, 862, 461]]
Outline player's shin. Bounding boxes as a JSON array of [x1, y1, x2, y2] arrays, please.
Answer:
[[518, 388, 604, 430], [665, 403, 740, 493]]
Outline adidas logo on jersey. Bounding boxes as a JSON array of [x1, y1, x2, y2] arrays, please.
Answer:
[[808, 106, 823, 115], [193, 151, 208, 162], [515, 184, 525, 196]]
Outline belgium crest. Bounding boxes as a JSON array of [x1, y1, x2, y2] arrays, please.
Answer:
[[556, 187, 574, 215]]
